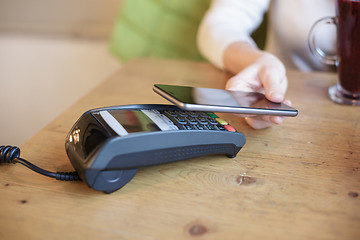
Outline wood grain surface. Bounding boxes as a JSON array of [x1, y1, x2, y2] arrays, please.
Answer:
[[1, 58, 359, 240]]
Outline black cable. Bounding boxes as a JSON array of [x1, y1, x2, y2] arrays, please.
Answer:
[[0, 145, 81, 181]]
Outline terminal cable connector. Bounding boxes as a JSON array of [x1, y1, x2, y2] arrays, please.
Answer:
[[0, 145, 81, 181]]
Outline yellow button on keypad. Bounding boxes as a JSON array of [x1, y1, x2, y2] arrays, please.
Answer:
[[216, 118, 228, 125]]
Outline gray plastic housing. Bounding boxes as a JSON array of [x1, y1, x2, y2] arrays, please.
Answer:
[[65, 104, 246, 193]]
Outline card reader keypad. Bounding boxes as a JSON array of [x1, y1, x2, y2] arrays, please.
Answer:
[[160, 110, 236, 132]]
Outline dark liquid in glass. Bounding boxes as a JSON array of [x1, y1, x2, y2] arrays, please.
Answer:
[[336, 0, 360, 94]]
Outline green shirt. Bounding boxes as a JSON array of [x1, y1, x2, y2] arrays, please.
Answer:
[[109, 0, 211, 62]]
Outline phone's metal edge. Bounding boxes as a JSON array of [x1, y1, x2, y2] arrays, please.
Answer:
[[153, 85, 298, 117], [183, 104, 298, 117], [153, 85, 188, 109]]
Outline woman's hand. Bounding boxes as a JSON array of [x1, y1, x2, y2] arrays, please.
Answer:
[[223, 42, 289, 129]]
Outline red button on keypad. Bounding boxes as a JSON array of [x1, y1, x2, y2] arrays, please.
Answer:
[[224, 125, 236, 132]]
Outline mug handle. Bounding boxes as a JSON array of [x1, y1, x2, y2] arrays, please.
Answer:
[[308, 17, 338, 66]]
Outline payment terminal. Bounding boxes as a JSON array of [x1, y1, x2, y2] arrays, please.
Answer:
[[65, 104, 245, 193]]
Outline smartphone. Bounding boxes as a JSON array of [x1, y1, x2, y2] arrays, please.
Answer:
[[153, 84, 298, 117]]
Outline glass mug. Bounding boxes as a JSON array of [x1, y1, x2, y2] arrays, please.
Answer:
[[309, 0, 360, 105]]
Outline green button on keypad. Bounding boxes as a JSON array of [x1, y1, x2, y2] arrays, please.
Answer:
[[206, 112, 218, 118]]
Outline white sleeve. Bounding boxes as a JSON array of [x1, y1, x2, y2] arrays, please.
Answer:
[[197, 0, 270, 69]]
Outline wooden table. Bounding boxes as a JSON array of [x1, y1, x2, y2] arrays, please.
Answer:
[[1, 58, 359, 240]]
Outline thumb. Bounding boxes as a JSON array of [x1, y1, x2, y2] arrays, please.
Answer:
[[259, 67, 288, 103]]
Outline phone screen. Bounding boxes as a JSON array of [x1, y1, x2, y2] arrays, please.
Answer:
[[153, 84, 298, 117]]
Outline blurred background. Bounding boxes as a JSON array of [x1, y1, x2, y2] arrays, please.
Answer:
[[0, 0, 123, 145]]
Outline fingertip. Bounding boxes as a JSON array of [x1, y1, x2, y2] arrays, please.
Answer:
[[283, 99, 292, 106], [271, 116, 284, 125], [267, 91, 284, 103], [245, 117, 275, 129]]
